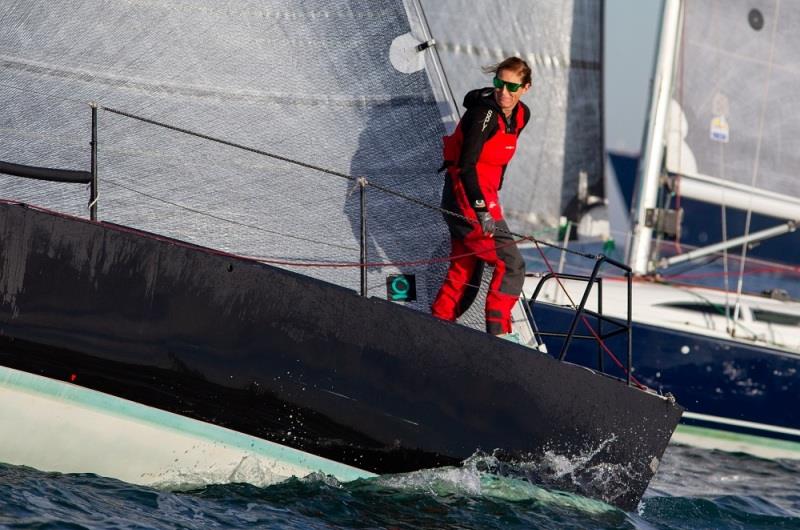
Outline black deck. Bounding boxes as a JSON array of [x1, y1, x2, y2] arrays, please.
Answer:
[[0, 201, 682, 510]]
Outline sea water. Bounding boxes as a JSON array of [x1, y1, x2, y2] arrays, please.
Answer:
[[1, 444, 798, 529]]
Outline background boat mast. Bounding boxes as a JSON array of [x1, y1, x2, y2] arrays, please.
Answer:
[[628, 0, 682, 275]]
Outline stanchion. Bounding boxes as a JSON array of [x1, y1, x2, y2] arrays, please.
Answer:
[[359, 177, 367, 297], [90, 103, 98, 221]]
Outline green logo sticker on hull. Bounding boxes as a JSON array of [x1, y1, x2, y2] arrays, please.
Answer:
[[387, 274, 416, 301]]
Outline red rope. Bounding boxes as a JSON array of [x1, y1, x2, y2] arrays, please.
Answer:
[[662, 265, 800, 281], [248, 239, 522, 269], [528, 254, 800, 283]]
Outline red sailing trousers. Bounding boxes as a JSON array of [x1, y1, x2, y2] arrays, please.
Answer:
[[431, 219, 524, 335], [432, 101, 527, 335]]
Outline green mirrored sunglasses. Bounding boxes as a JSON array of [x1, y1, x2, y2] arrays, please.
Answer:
[[493, 76, 523, 93]]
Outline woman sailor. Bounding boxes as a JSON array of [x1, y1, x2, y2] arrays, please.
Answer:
[[431, 57, 531, 337]]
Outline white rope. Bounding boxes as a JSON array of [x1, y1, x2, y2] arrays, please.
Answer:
[[732, 0, 781, 325]]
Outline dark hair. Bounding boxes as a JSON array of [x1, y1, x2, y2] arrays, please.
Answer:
[[482, 57, 532, 85]]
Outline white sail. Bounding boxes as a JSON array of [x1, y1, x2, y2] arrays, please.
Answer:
[[632, 0, 800, 273], [0, 1, 454, 310], [666, 0, 800, 220]]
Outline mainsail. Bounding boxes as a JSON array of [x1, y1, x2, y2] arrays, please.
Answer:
[[0, 1, 454, 310], [420, 0, 605, 233], [666, 0, 800, 220], [631, 0, 800, 279]]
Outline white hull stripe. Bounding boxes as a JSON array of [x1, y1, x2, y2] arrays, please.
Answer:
[[683, 412, 800, 438], [672, 425, 800, 461]]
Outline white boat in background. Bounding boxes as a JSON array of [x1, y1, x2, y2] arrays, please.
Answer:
[[524, 272, 800, 461], [523, 0, 800, 461], [529, 276, 800, 356]]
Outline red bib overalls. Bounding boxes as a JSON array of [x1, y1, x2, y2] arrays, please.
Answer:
[[432, 105, 526, 335]]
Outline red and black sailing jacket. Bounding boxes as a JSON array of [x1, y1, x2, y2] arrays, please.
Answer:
[[440, 88, 531, 238]]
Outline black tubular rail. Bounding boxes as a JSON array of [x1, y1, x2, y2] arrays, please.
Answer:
[[528, 255, 635, 386], [0, 105, 99, 221], [0, 160, 90, 184]]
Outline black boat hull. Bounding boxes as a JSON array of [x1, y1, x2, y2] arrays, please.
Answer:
[[0, 201, 682, 510]]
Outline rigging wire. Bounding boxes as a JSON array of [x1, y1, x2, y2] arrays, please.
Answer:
[[248, 238, 520, 269], [663, 264, 800, 281], [411, 0, 461, 121], [672, 0, 688, 255], [101, 105, 595, 261], [103, 106, 354, 183], [733, 0, 782, 326], [104, 178, 359, 253], [0, 85, 587, 261], [710, 1, 734, 332]]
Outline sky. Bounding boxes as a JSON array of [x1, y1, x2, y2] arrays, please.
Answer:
[[604, 0, 664, 154]]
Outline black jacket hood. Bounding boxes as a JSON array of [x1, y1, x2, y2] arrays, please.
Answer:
[[462, 88, 502, 113]]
